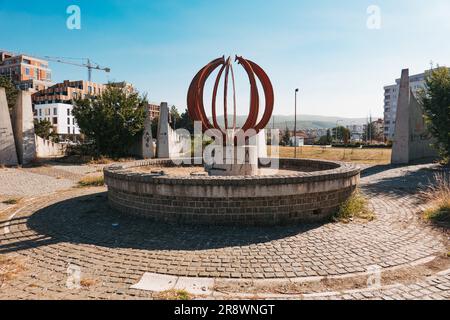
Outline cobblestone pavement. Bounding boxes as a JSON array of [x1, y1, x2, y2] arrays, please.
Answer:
[[0, 162, 448, 299]]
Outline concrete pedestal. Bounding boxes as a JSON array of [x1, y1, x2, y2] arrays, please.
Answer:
[[157, 102, 170, 158], [12, 91, 36, 165], [0, 88, 19, 165], [141, 108, 154, 159], [205, 145, 258, 176]]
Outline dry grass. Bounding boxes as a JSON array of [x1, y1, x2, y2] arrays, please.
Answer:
[[80, 278, 97, 288], [268, 146, 391, 165], [420, 173, 450, 227], [334, 190, 375, 223], [155, 289, 192, 300], [77, 175, 105, 188], [0, 256, 25, 288], [2, 197, 22, 205]]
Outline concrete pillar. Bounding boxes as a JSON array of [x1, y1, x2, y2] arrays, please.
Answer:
[[141, 108, 154, 159], [391, 69, 410, 164], [0, 87, 19, 165], [157, 102, 170, 158], [12, 90, 36, 165], [257, 129, 268, 158]]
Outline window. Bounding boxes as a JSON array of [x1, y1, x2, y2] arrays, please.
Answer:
[[25, 68, 30, 75], [67, 109, 70, 116], [67, 118, 71, 125], [52, 117, 58, 125], [39, 109, 42, 117], [53, 108, 57, 115], [68, 127, 71, 134], [72, 118, 75, 125]]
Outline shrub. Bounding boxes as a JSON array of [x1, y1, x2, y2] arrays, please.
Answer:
[[420, 173, 450, 226], [334, 190, 375, 223]]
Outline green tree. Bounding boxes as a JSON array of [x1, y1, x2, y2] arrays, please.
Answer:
[[281, 127, 291, 146], [34, 119, 58, 141], [419, 67, 450, 163], [170, 105, 181, 129], [318, 129, 332, 145], [0, 76, 18, 111], [72, 84, 147, 157], [177, 109, 194, 134], [332, 126, 350, 143], [151, 116, 159, 138]]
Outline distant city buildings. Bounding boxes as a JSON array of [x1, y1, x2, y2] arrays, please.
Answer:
[[383, 71, 428, 140], [0, 51, 52, 91]]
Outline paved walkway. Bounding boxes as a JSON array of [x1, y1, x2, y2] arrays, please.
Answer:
[[0, 162, 448, 299]]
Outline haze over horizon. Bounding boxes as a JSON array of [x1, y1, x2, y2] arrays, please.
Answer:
[[1, 0, 449, 118]]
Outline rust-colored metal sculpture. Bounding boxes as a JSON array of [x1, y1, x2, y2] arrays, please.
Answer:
[[187, 56, 274, 137]]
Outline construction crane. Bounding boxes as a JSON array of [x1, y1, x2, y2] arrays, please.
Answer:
[[43, 56, 110, 82]]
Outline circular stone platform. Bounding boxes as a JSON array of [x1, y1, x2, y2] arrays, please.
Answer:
[[104, 158, 360, 226]]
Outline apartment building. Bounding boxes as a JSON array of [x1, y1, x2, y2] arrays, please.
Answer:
[[383, 71, 428, 140], [147, 102, 161, 119], [0, 51, 52, 91], [33, 80, 105, 140]]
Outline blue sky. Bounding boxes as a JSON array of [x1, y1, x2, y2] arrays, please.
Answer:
[[1, 0, 449, 118]]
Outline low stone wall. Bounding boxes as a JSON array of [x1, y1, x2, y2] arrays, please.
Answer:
[[104, 158, 360, 226], [35, 135, 67, 158]]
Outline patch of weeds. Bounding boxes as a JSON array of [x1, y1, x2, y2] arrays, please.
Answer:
[[2, 198, 22, 205], [156, 289, 192, 300], [333, 190, 375, 223], [77, 175, 105, 188], [80, 278, 97, 288], [420, 173, 450, 227], [0, 256, 25, 287]]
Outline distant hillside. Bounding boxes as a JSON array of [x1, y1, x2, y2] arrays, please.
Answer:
[[212, 114, 376, 130]]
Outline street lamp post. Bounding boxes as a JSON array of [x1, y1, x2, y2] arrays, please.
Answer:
[[294, 88, 299, 158]]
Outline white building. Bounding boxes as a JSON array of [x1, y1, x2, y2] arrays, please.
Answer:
[[34, 103, 80, 139], [383, 71, 428, 140]]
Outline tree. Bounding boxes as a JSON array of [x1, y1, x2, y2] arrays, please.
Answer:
[[34, 119, 58, 141], [332, 126, 350, 143], [0, 76, 18, 111], [72, 84, 147, 157], [419, 66, 450, 163], [151, 116, 159, 138], [281, 127, 291, 146], [177, 109, 194, 134], [170, 105, 181, 129], [318, 129, 332, 145]]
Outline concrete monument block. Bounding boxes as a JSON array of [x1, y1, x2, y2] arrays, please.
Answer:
[[157, 102, 170, 158], [0, 88, 19, 165], [12, 90, 36, 164], [257, 129, 268, 158], [391, 69, 437, 164], [140, 108, 155, 159]]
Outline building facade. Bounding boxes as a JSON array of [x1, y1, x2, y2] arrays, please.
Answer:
[[34, 103, 80, 139], [32, 80, 105, 105], [383, 71, 428, 140], [33, 80, 105, 140], [0, 51, 52, 91], [147, 102, 161, 119]]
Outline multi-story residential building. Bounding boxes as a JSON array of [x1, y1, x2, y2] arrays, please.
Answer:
[[147, 102, 160, 119], [0, 51, 52, 91], [32, 80, 105, 105], [33, 80, 105, 140], [34, 103, 80, 139], [383, 71, 430, 140]]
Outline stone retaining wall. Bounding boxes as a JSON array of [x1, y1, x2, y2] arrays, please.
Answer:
[[104, 158, 360, 226]]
